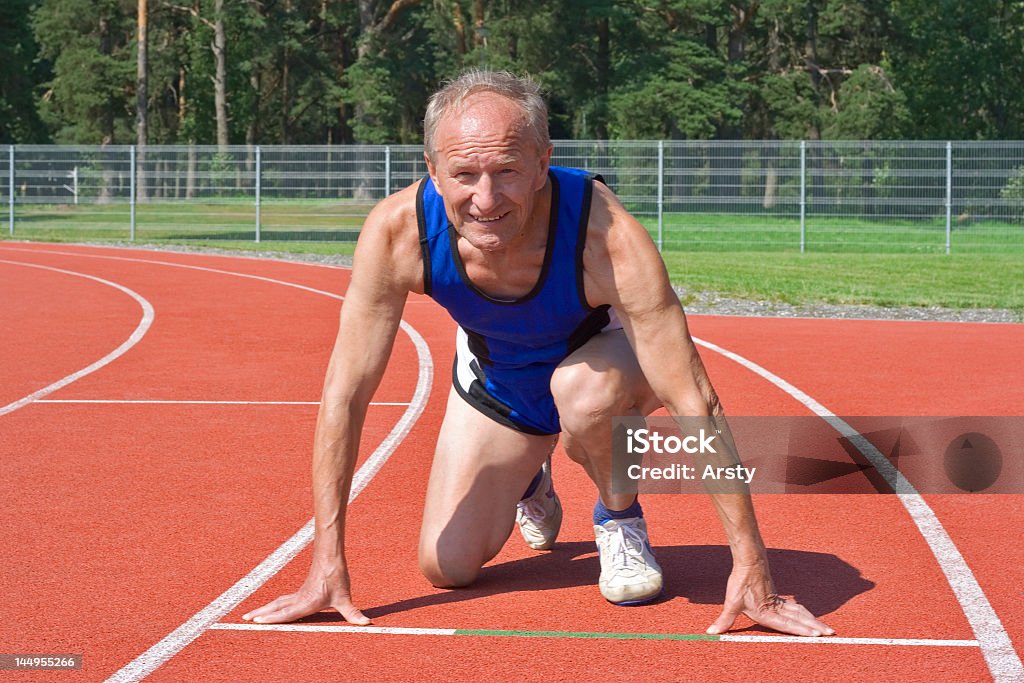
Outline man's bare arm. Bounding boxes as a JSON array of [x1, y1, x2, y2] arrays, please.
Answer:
[[243, 187, 422, 624], [583, 182, 834, 637]]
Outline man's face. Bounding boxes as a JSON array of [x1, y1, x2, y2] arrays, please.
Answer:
[[425, 93, 552, 252]]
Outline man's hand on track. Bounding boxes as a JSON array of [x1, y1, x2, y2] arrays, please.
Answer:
[[242, 567, 371, 626], [706, 561, 834, 637]]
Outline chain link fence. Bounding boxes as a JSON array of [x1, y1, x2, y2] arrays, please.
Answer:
[[3, 141, 1022, 252]]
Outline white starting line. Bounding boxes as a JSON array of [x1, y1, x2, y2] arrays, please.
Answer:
[[208, 622, 980, 648], [35, 399, 411, 406]]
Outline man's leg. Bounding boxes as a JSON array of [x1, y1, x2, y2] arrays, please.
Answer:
[[550, 328, 664, 604], [418, 387, 558, 588], [550, 329, 660, 504]]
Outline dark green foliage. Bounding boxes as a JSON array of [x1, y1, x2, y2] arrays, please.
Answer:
[[0, 0, 49, 142], [2, 0, 1022, 144], [33, 0, 135, 143]]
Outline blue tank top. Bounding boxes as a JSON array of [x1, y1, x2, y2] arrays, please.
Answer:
[[417, 165, 613, 434]]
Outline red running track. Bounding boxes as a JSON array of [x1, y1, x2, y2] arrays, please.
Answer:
[[1, 242, 1021, 682]]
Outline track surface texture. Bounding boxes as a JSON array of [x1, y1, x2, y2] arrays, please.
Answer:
[[1, 242, 1021, 682]]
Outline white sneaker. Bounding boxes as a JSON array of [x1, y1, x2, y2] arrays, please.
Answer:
[[515, 458, 562, 550], [594, 517, 663, 604]]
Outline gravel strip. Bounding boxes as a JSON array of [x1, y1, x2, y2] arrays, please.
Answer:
[[61, 241, 1023, 324], [674, 286, 1022, 323]]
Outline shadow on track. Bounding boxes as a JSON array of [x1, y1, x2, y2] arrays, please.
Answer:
[[291, 543, 873, 623]]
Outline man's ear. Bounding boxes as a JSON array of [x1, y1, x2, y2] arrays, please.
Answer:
[[424, 151, 439, 186], [535, 144, 553, 190]]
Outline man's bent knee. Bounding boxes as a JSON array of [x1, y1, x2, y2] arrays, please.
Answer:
[[418, 549, 482, 588], [551, 363, 632, 435]]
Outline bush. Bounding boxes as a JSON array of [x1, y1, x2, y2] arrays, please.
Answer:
[[1000, 166, 1024, 222]]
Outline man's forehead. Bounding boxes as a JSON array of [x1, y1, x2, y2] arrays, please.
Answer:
[[433, 92, 532, 154]]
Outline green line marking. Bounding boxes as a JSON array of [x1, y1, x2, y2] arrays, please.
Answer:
[[211, 623, 981, 648], [454, 629, 719, 641]]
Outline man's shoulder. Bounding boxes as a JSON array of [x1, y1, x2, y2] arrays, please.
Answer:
[[353, 180, 425, 293], [583, 179, 619, 240], [581, 179, 659, 274], [367, 180, 422, 236]]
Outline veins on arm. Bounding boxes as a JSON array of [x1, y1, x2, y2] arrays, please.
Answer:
[[582, 182, 722, 418]]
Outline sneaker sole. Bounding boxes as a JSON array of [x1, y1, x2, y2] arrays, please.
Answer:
[[605, 586, 663, 606]]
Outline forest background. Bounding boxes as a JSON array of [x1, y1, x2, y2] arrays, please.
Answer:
[[2, 0, 1023, 147]]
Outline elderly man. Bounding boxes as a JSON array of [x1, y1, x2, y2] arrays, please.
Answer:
[[244, 70, 833, 638]]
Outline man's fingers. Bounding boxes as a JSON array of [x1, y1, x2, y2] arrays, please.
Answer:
[[754, 611, 820, 637], [335, 600, 372, 626], [242, 592, 327, 625], [749, 602, 835, 637], [241, 593, 371, 626], [706, 606, 740, 635], [242, 594, 297, 622], [248, 598, 314, 625], [777, 601, 835, 636]]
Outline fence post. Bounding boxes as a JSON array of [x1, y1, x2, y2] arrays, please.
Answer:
[[945, 141, 952, 255], [384, 145, 392, 198], [255, 145, 262, 243], [7, 145, 13, 237], [129, 145, 136, 241], [657, 140, 664, 252], [799, 140, 807, 254]]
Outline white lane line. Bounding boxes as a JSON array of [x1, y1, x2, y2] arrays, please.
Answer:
[[35, 399, 410, 406], [17, 245, 1013, 675], [0, 248, 434, 683], [85, 254, 433, 683], [0, 260, 155, 417], [0, 246, 347, 299], [208, 623, 980, 648], [692, 336, 1024, 683], [106, 323, 432, 683], [211, 623, 457, 637], [720, 635, 980, 647]]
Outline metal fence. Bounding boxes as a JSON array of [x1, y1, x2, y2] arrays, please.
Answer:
[[3, 141, 1023, 252]]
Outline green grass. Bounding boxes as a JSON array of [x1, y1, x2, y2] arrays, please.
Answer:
[[4, 201, 1023, 315], [640, 213, 1024, 255], [9, 199, 371, 242], [661, 252, 1024, 314]]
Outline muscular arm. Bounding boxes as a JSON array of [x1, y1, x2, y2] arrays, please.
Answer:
[[582, 184, 763, 559], [244, 186, 423, 624], [583, 182, 833, 637]]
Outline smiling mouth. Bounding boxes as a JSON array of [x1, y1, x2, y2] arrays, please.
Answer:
[[472, 212, 509, 223]]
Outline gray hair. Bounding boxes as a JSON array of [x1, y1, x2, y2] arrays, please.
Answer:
[[423, 69, 550, 156]]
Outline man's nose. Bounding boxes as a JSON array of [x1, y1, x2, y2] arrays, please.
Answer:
[[472, 174, 500, 212]]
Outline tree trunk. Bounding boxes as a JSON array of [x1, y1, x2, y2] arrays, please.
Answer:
[[805, 1, 823, 203], [352, 0, 422, 197], [213, 0, 228, 150], [98, 15, 114, 202], [450, 1, 467, 56], [177, 65, 192, 198], [281, 53, 291, 144], [246, 70, 259, 185], [763, 160, 777, 209], [473, 0, 485, 48], [187, 146, 197, 199], [713, 3, 760, 205], [594, 12, 610, 139], [136, 0, 149, 201], [805, 0, 820, 90], [247, 69, 260, 146]]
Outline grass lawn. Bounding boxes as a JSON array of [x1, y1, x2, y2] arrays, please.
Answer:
[[4, 201, 1022, 315], [661, 251, 1024, 314]]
